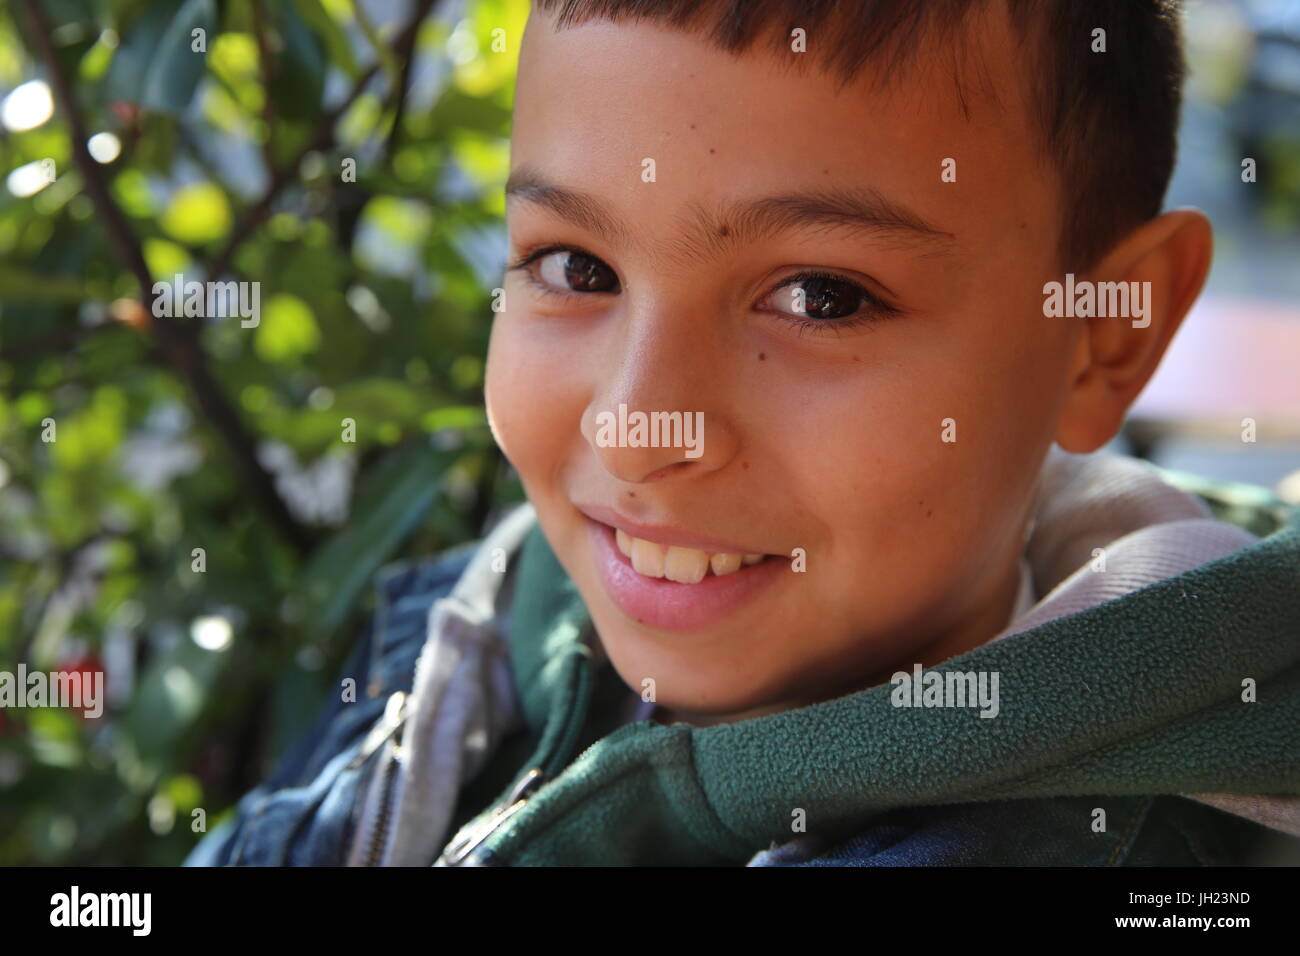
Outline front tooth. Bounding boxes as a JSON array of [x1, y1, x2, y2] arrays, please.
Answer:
[[709, 552, 742, 576], [664, 546, 709, 584], [742, 553, 764, 566], [615, 528, 632, 558], [631, 538, 667, 577]]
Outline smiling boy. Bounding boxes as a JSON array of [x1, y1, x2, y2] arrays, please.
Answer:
[[488, 0, 1225, 729], [188, 0, 1300, 867]]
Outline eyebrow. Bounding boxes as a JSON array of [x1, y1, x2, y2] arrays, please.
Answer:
[[504, 164, 957, 265]]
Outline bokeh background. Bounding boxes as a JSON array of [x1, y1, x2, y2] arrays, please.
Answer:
[[0, 0, 1297, 865]]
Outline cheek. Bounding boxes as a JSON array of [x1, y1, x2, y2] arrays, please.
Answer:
[[776, 347, 1032, 586], [867, 331, 1060, 569], [484, 311, 590, 491], [485, 318, 546, 474]]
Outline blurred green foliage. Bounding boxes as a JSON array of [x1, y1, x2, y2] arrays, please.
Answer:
[[0, 0, 529, 863]]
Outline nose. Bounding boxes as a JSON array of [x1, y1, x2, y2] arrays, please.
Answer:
[[581, 305, 739, 485]]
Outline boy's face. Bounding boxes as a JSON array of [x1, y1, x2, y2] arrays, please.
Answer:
[[487, 9, 1081, 724]]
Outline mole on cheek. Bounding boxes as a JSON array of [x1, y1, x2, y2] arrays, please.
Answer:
[[757, 352, 766, 361]]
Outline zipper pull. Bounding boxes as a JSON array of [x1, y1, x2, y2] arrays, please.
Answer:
[[348, 690, 408, 770], [437, 767, 545, 866]]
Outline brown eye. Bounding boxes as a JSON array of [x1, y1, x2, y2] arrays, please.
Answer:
[[536, 250, 620, 293], [783, 275, 864, 320], [756, 268, 901, 334]]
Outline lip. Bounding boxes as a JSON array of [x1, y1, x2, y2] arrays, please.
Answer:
[[584, 515, 788, 631], [575, 502, 770, 556]]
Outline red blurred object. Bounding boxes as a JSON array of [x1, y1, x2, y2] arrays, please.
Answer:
[[108, 100, 140, 126], [51, 654, 106, 721]]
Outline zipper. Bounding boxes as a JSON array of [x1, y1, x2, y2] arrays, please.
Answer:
[[363, 741, 401, 866], [436, 766, 545, 865], [350, 690, 408, 866], [434, 645, 597, 866]]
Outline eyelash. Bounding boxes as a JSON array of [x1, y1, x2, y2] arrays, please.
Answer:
[[505, 243, 900, 335]]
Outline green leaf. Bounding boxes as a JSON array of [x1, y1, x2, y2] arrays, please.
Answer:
[[297, 441, 457, 639], [429, 86, 512, 136], [142, 0, 217, 114], [330, 378, 441, 428], [142, 238, 192, 279], [253, 294, 321, 363], [421, 405, 486, 432], [120, 629, 229, 773], [268, 3, 327, 122], [0, 265, 98, 303], [106, 0, 217, 116], [292, 0, 360, 79], [159, 182, 231, 245]]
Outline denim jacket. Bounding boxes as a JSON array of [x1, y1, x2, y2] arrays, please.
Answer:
[[185, 545, 477, 866]]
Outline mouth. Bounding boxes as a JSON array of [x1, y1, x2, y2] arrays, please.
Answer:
[[580, 511, 789, 631], [612, 526, 768, 583]]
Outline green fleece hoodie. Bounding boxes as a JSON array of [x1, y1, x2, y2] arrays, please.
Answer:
[[436, 473, 1300, 866]]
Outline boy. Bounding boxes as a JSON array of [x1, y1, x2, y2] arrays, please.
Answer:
[[188, 0, 1300, 866]]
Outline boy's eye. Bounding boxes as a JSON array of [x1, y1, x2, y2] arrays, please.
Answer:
[[763, 274, 867, 321], [527, 248, 618, 293], [757, 271, 901, 332]]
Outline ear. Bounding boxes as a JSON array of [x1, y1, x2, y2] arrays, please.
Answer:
[[1055, 208, 1213, 453]]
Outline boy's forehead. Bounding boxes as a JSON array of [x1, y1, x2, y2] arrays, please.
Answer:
[[511, 11, 1053, 267], [515, 6, 1033, 133]]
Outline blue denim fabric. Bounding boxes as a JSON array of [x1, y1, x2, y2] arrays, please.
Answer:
[[184, 547, 475, 866]]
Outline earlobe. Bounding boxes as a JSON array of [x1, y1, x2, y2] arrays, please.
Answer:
[[1051, 208, 1213, 454], [1054, 369, 1125, 453]]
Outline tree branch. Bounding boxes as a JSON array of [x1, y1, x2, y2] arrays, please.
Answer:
[[22, 3, 153, 299], [384, 0, 438, 163], [21, 0, 315, 555], [206, 0, 440, 281], [204, 63, 379, 282], [250, 0, 279, 176]]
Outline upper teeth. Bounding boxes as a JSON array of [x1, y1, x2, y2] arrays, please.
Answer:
[[615, 528, 764, 583]]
